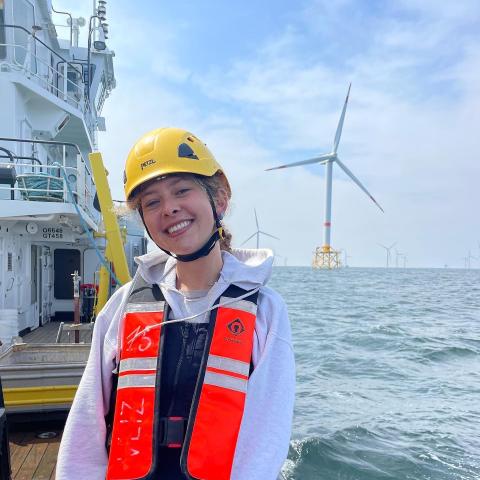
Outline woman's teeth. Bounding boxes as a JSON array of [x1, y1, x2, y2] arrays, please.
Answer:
[[168, 220, 192, 234]]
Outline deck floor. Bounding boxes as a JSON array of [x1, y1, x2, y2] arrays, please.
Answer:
[[22, 321, 92, 344], [8, 429, 61, 479], [5, 321, 92, 478], [21, 322, 61, 344]]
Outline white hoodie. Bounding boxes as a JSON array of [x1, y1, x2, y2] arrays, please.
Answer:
[[57, 249, 295, 480]]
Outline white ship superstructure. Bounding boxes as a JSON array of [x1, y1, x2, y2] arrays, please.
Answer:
[[0, 0, 144, 337]]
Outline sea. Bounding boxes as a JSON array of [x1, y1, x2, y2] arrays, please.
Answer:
[[269, 267, 480, 480]]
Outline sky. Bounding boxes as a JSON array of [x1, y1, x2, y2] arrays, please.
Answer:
[[53, 0, 480, 268]]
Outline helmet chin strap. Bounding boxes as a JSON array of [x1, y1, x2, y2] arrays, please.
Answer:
[[139, 190, 224, 263]]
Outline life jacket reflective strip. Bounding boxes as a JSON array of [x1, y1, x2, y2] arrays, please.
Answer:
[[184, 298, 256, 480], [106, 284, 258, 480], [107, 301, 164, 480]]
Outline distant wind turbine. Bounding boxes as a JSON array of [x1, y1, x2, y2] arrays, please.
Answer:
[[394, 249, 404, 268], [273, 253, 284, 267], [341, 249, 351, 267], [241, 209, 279, 249], [379, 242, 396, 268], [266, 84, 384, 262], [465, 251, 476, 269]]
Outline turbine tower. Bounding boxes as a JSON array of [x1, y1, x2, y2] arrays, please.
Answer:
[[379, 242, 396, 268], [394, 249, 404, 268], [241, 209, 279, 249], [266, 84, 384, 269], [342, 249, 352, 267]]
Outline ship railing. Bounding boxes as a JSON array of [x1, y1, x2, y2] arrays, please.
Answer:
[[0, 138, 97, 222], [5, 162, 77, 202], [0, 25, 90, 121]]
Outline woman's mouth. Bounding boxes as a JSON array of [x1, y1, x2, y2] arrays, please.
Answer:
[[166, 219, 193, 236]]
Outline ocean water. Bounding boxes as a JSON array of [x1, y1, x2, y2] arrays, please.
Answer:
[[269, 267, 480, 480]]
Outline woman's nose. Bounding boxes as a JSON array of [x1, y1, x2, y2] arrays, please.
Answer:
[[161, 198, 180, 216]]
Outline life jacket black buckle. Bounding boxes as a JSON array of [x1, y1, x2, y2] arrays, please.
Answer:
[[159, 416, 186, 448]]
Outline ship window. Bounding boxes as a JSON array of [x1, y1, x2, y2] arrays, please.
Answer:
[[7, 252, 12, 271], [0, 1, 6, 59], [67, 66, 82, 93], [12, 0, 37, 73]]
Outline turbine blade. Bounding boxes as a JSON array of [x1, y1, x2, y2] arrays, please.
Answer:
[[260, 231, 280, 240], [240, 232, 257, 246], [333, 83, 351, 154], [265, 153, 333, 171], [336, 157, 384, 213], [254, 208, 259, 230]]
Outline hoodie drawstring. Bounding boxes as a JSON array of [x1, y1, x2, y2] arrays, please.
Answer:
[[126, 286, 260, 346]]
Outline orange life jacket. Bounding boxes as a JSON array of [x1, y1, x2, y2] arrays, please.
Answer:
[[106, 280, 258, 480]]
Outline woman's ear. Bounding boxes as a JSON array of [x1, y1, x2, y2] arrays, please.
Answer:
[[215, 187, 229, 219]]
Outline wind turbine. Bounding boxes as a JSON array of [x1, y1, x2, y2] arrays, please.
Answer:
[[465, 251, 476, 269], [394, 249, 404, 268], [341, 249, 351, 267], [266, 84, 383, 268], [379, 242, 396, 268], [273, 253, 284, 267], [241, 209, 279, 249]]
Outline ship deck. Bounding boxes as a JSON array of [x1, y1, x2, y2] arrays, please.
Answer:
[[5, 320, 91, 478], [21, 320, 93, 345], [21, 322, 63, 344], [9, 429, 62, 479]]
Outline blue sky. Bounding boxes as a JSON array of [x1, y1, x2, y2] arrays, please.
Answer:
[[54, 0, 480, 267]]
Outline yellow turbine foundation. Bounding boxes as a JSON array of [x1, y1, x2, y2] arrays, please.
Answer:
[[312, 245, 342, 269]]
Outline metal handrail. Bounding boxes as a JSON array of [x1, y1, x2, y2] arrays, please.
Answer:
[[0, 163, 78, 199], [0, 41, 83, 107], [0, 24, 105, 144], [0, 137, 93, 177], [0, 24, 91, 120], [0, 138, 96, 218], [0, 147, 14, 163], [51, 6, 73, 48], [0, 24, 81, 75], [54, 59, 86, 99], [0, 155, 42, 170], [0, 161, 76, 171]]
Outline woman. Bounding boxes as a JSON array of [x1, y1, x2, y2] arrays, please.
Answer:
[[57, 127, 295, 480]]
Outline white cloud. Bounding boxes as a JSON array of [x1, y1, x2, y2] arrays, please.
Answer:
[[86, 0, 480, 267]]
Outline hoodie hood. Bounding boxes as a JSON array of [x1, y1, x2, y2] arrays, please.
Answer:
[[134, 248, 274, 291]]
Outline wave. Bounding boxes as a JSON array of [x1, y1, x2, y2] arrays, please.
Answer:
[[421, 346, 478, 362], [282, 427, 480, 479]]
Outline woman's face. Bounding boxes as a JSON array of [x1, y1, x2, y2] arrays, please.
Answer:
[[139, 175, 226, 256]]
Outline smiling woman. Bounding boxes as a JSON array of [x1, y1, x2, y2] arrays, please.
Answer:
[[138, 174, 227, 258], [56, 127, 296, 480]]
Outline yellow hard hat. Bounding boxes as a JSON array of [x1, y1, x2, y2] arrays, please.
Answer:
[[124, 127, 228, 200]]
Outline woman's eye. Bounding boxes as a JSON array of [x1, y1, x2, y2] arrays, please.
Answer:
[[177, 188, 190, 195], [143, 199, 159, 209]]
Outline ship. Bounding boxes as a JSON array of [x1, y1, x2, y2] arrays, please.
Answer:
[[0, 1, 144, 476]]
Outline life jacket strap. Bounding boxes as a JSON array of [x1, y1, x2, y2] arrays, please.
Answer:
[[158, 416, 187, 448]]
